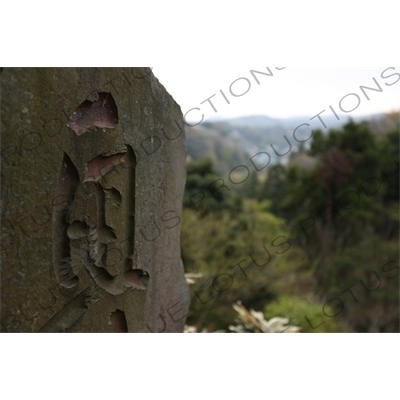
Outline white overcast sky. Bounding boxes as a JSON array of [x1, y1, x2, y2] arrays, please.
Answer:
[[152, 67, 400, 123]]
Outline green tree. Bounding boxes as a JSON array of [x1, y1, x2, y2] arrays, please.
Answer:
[[259, 163, 287, 215], [279, 119, 399, 332], [240, 170, 261, 199], [183, 157, 242, 216], [181, 199, 313, 331]]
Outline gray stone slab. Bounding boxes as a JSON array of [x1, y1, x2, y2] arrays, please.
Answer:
[[1, 67, 189, 332]]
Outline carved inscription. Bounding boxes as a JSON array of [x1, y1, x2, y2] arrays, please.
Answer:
[[52, 144, 149, 299], [52, 152, 80, 289], [48, 90, 151, 332]]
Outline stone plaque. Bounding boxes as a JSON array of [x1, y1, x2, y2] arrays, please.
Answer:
[[1, 68, 189, 332]]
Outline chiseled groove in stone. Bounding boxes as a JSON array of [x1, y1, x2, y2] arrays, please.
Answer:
[[52, 152, 80, 289]]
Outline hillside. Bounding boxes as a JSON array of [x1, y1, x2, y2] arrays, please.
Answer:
[[185, 112, 396, 174]]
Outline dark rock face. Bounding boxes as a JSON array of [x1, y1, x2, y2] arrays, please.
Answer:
[[1, 68, 189, 332]]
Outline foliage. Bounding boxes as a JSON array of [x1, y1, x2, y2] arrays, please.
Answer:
[[185, 125, 249, 175], [258, 163, 288, 215], [183, 157, 243, 216], [319, 236, 399, 332], [182, 199, 314, 330], [281, 120, 398, 278], [264, 295, 343, 333], [181, 116, 399, 333]]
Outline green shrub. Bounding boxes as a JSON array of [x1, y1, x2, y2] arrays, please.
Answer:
[[264, 295, 344, 333]]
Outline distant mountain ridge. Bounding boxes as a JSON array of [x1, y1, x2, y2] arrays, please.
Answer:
[[218, 113, 388, 130], [186, 112, 395, 174], [227, 115, 278, 127]]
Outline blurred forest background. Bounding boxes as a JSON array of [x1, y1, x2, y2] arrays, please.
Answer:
[[180, 112, 399, 333]]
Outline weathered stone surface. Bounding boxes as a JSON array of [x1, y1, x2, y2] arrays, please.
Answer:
[[1, 68, 189, 332]]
